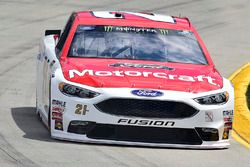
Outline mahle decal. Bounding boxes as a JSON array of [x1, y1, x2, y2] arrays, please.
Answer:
[[52, 99, 66, 107]]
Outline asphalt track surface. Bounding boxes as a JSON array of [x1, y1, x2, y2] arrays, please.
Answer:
[[0, 0, 249, 167]]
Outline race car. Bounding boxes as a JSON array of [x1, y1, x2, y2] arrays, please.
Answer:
[[36, 11, 234, 148]]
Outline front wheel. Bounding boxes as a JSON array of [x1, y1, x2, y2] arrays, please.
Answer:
[[48, 109, 52, 136]]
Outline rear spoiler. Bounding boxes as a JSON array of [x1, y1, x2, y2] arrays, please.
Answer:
[[45, 30, 61, 36]]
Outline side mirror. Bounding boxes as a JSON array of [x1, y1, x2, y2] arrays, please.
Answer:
[[45, 30, 61, 37]]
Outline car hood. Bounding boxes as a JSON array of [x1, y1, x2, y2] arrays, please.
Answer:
[[61, 58, 223, 93]]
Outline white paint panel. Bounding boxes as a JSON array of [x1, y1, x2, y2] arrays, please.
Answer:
[[92, 11, 174, 23], [92, 11, 123, 18], [125, 12, 175, 23]]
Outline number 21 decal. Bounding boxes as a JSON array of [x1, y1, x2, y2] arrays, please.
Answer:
[[75, 104, 89, 115]]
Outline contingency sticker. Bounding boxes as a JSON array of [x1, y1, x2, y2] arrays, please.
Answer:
[[55, 120, 63, 131], [52, 99, 66, 130], [222, 110, 234, 139], [205, 111, 214, 122]]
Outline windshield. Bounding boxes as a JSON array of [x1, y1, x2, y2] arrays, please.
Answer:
[[68, 25, 208, 65]]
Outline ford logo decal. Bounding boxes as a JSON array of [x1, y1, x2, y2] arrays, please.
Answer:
[[131, 89, 163, 97]]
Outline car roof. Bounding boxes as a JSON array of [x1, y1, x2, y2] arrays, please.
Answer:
[[58, 11, 214, 66], [74, 11, 192, 30]]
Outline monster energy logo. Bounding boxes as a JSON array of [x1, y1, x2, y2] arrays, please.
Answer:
[[104, 26, 113, 32], [104, 26, 170, 35], [159, 29, 169, 35]]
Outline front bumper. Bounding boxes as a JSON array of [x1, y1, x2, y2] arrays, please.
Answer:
[[51, 129, 230, 149], [49, 73, 234, 149]]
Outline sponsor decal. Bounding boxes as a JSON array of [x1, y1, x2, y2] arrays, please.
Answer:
[[117, 118, 175, 127], [159, 29, 169, 35], [69, 69, 217, 85], [52, 99, 66, 107], [224, 122, 233, 130], [104, 26, 113, 32], [131, 89, 163, 97], [223, 110, 234, 124], [222, 110, 233, 139], [52, 99, 66, 126], [52, 112, 63, 121], [104, 26, 157, 33], [75, 104, 89, 115], [52, 106, 65, 113], [222, 130, 229, 140], [223, 117, 233, 122], [109, 63, 175, 70], [55, 120, 63, 131], [223, 110, 233, 117], [205, 111, 214, 122], [103, 25, 190, 36]]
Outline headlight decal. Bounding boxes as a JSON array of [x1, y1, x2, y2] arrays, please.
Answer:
[[59, 82, 100, 98], [194, 92, 229, 105]]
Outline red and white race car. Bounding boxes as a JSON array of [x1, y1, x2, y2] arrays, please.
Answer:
[[36, 11, 234, 148]]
